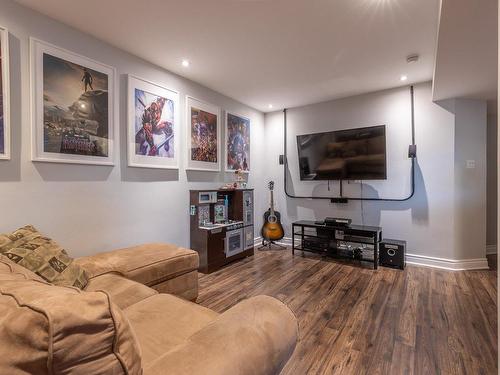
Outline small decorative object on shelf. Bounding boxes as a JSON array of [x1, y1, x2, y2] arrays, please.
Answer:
[[234, 169, 247, 188]]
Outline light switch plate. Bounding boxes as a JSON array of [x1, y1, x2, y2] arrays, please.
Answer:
[[466, 160, 476, 169]]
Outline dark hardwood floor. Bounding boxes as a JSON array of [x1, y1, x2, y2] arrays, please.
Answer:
[[198, 249, 498, 375]]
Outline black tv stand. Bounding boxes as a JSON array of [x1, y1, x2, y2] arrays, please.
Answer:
[[292, 220, 382, 269]]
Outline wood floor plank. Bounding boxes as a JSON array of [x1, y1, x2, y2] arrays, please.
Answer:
[[197, 250, 498, 374]]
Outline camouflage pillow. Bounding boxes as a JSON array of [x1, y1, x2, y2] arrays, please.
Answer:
[[0, 225, 88, 289]]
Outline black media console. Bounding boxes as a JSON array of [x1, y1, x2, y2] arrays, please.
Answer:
[[292, 220, 382, 270]]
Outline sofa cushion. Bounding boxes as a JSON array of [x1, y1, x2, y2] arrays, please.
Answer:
[[75, 243, 198, 287], [0, 253, 47, 282], [85, 272, 158, 309], [0, 279, 142, 375], [151, 270, 198, 301], [0, 225, 88, 288], [124, 293, 218, 365]]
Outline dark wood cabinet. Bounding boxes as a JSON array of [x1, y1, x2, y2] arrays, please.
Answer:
[[190, 189, 254, 273]]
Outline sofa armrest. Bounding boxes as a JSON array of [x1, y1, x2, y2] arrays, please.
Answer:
[[143, 295, 298, 375], [74, 243, 199, 284]]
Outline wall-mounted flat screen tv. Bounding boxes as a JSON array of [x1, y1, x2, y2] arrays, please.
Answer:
[[297, 125, 387, 181]]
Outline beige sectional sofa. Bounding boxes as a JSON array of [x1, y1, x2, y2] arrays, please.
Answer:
[[0, 243, 298, 375]]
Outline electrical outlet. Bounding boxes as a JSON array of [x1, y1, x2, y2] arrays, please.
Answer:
[[466, 160, 476, 169]]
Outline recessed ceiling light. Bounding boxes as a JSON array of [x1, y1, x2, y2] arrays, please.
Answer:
[[182, 59, 190, 67], [268, 104, 273, 109], [400, 75, 408, 81]]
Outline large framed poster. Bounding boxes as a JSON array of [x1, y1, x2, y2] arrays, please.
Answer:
[[225, 111, 250, 172], [127, 75, 179, 169], [186, 96, 220, 171], [0, 26, 10, 160], [30, 38, 115, 165]]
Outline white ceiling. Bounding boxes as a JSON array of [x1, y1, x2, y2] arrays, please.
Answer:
[[16, 0, 440, 112], [433, 0, 498, 108]]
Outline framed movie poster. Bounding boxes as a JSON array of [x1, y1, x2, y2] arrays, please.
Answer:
[[127, 75, 179, 169], [0, 26, 10, 160], [186, 96, 220, 171], [225, 112, 250, 172], [30, 38, 115, 165]]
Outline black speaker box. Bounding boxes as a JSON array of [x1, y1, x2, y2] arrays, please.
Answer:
[[379, 239, 406, 270]]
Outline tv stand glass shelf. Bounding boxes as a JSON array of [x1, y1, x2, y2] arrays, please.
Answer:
[[292, 220, 382, 270]]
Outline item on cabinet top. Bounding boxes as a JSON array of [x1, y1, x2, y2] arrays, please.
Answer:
[[230, 169, 247, 189]]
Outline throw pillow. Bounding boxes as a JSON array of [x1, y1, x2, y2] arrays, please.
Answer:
[[0, 225, 88, 288]]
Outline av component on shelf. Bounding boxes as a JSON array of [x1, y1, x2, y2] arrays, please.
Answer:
[[379, 238, 406, 270], [325, 217, 352, 227]]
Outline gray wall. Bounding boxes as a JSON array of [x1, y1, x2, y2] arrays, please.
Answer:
[[0, 0, 267, 257], [264, 83, 488, 261], [453, 99, 487, 260], [487, 113, 497, 248]]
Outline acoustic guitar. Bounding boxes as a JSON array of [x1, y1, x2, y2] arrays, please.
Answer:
[[261, 181, 285, 242]]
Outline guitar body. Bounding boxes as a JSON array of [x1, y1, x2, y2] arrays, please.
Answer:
[[261, 209, 285, 241]]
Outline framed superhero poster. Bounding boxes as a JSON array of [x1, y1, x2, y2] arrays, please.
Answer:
[[225, 112, 250, 172], [30, 38, 115, 165], [186, 96, 220, 171], [127, 75, 179, 169], [0, 26, 10, 160]]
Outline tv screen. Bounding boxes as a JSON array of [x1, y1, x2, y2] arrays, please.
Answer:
[[296, 125, 386, 181]]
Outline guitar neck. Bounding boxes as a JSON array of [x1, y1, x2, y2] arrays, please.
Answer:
[[270, 190, 274, 214]]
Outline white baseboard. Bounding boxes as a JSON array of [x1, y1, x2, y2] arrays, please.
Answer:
[[405, 253, 489, 271], [486, 244, 497, 255]]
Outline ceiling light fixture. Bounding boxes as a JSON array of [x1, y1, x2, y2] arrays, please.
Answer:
[[268, 104, 273, 109], [182, 59, 190, 67], [400, 75, 408, 81]]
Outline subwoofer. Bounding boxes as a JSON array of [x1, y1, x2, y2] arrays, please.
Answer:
[[379, 239, 406, 270]]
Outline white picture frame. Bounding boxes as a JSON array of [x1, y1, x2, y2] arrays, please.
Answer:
[[30, 38, 115, 165], [127, 75, 179, 169], [186, 96, 221, 171], [0, 26, 10, 160], [225, 111, 250, 173]]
